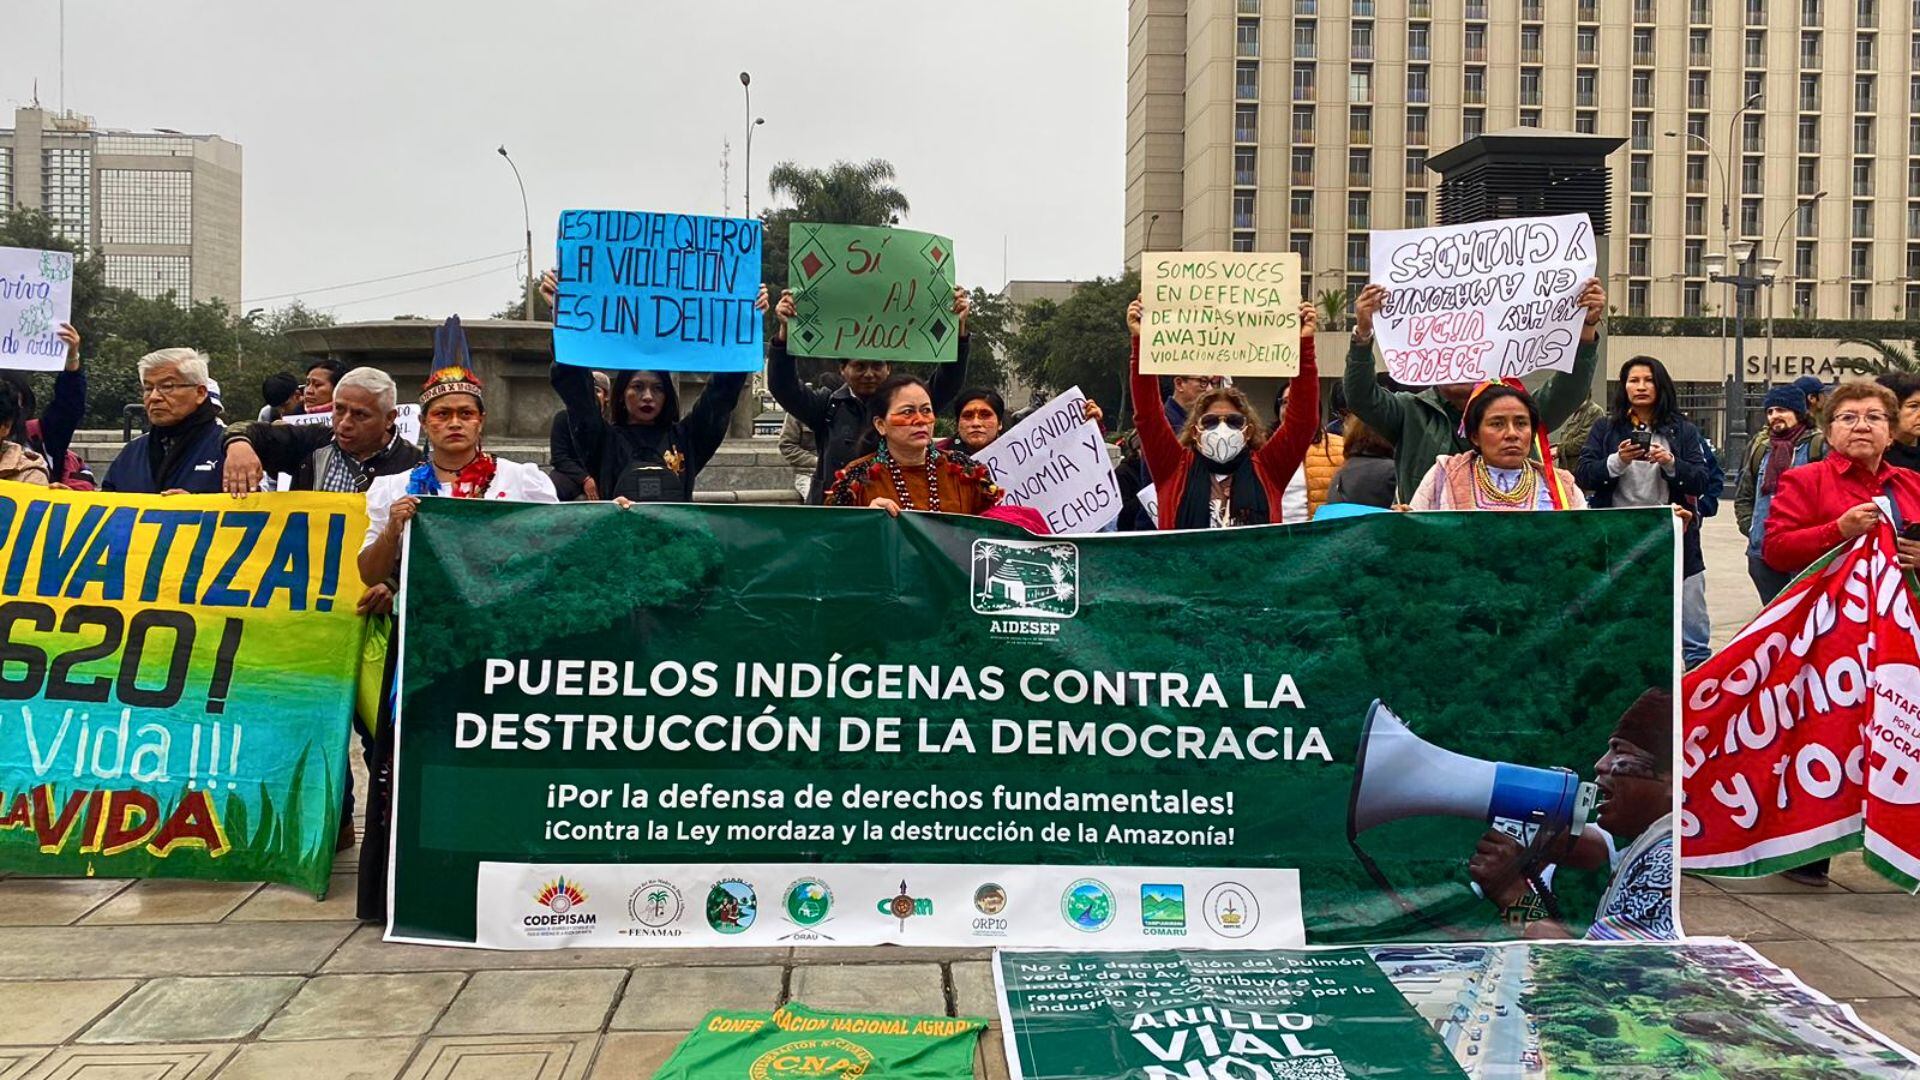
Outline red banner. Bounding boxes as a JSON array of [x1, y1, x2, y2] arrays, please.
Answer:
[[1681, 521, 1920, 890]]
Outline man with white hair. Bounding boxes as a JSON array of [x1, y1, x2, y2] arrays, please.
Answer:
[[220, 365, 421, 496], [102, 348, 227, 493]]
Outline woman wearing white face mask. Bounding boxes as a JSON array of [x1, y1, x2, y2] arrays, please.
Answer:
[[1127, 297, 1320, 528]]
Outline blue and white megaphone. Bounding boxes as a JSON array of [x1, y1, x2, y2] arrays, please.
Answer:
[[1347, 700, 1598, 846]]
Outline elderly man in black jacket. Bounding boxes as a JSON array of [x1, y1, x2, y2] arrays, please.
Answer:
[[220, 366, 421, 496], [761, 284, 973, 504]]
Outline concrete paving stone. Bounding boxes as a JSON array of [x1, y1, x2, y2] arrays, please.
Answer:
[[435, 969, 627, 1036], [976, 1026, 1012, 1080], [951, 962, 997, 1020], [24, 1042, 235, 1078], [1851, 997, 1920, 1057], [262, 972, 468, 1041], [1749, 939, 1910, 1000], [401, 1034, 598, 1080], [0, 980, 138, 1046], [0, 1049, 47, 1080], [1698, 871, 1844, 896], [1678, 874, 1722, 897], [1832, 941, 1920, 997], [216, 1037, 419, 1080], [1829, 851, 1910, 894], [227, 874, 358, 922], [79, 976, 303, 1044], [608, 965, 783, 1031], [1676, 895, 1802, 940], [323, 925, 791, 972], [1748, 893, 1920, 941], [583, 1032, 682, 1079], [788, 963, 948, 1016], [789, 945, 994, 964], [0, 922, 354, 979], [0, 879, 129, 927], [80, 879, 260, 926]]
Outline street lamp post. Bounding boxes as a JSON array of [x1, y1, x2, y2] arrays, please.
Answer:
[[496, 146, 534, 321], [1766, 191, 1826, 391], [1707, 239, 1775, 451], [235, 306, 264, 373], [739, 73, 764, 219]]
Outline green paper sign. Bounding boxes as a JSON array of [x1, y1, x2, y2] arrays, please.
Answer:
[[787, 223, 958, 362], [654, 1002, 986, 1080]]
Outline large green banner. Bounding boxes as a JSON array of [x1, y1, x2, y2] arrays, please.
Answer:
[[0, 486, 368, 894], [388, 502, 1675, 948], [996, 942, 1920, 1077]]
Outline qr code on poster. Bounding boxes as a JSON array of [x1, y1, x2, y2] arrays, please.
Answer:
[[1271, 1056, 1348, 1080]]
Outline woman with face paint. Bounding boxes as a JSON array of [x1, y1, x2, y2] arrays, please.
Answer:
[[1126, 297, 1321, 529], [1406, 384, 1587, 511], [824, 375, 1004, 517]]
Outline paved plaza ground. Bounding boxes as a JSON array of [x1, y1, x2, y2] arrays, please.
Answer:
[[0, 513, 1914, 1079]]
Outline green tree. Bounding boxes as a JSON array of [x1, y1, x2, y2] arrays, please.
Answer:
[[1836, 336, 1919, 374], [491, 278, 552, 322], [1008, 271, 1139, 428], [759, 159, 911, 292], [1317, 288, 1351, 333]]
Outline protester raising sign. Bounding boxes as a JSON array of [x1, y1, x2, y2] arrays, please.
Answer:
[[787, 223, 958, 363], [1682, 517, 1920, 890], [1140, 251, 1301, 377], [975, 386, 1120, 534], [551, 210, 762, 372], [1366, 214, 1597, 387], [0, 246, 75, 372]]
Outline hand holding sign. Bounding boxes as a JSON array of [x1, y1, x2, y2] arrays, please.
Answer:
[[787, 224, 959, 363], [0, 246, 76, 372], [1139, 251, 1302, 377]]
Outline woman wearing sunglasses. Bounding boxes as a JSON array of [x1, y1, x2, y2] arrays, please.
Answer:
[[825, 374, 1004, 517], [1126, 297, 1320, 529]]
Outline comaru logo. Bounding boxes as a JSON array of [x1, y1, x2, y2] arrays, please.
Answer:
[[622, 881, 684, 939], [878, 880, 933, 931], [1141, 883, 1186, 936], [970, 539, 1078, 629], [748, 1037, 875, 1079], [1204, 882, 1259, 938], [522, 876, 595, 938], [707, 879, 758, 934], [1061, 878, 1114, 932]]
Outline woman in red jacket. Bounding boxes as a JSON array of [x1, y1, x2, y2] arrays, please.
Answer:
[[1127, 297, 1320, 529]]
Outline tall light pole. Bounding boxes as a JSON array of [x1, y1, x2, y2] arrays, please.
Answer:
[[235, 306, 264, 373], [739, 72, 758, 219], [1766, 191, 1826, 392], [1707, 237, 1774, 452], [496, 146, 533, 321]]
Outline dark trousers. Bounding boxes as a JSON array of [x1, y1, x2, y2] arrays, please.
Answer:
[[1749, 556, 1795, 605], [356, 620, 401, 923]]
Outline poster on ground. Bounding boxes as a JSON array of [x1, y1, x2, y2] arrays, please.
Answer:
[[1366, 214, 1596, 386], [1140, 251, 1302, 378], [975, 385, 1120, 534], [787, 223, 958, 363], [0, 245, 76, 372], [1682, 518, 1920, 890], [996, 941, 1920, 1078], [387, 503, 1675, 949], [0, 486, 369, 894], [551, 210, 762, 373]]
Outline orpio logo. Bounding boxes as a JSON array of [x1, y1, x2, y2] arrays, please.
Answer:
[[878, 880, 933, 930], [970, 539, 1079, 621], [748, 1036, 875, 1079]]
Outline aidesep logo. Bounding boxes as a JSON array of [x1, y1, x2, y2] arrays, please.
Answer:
[[527, 877, 593, 927], [970, 539, 1078, 636], [748, 1037, 875, 1079]]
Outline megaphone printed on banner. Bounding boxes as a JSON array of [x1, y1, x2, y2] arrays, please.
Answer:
[[1347, 700, 1599, 846]]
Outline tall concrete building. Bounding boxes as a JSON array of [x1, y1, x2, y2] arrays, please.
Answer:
[[1127, 0, 1920, 324], [0, 106, 242, 309]]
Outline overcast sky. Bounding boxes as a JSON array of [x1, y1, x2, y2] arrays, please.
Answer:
[[7, 0, 1125, 321]]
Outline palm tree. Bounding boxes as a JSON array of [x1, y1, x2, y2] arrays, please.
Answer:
[[1837, 337, 1920, 375], [1317, 288, 1351, 333], [761, 159, 911, 291]]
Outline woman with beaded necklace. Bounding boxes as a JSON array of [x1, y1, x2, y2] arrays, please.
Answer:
[[1407, 382, 1586, 511], [824, 374, 1003, 517]]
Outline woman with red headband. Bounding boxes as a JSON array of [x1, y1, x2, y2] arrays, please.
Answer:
[[1407, 382, 1586, 510]]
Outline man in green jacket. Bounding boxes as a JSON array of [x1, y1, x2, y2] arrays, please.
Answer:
[[1345, 279, 1607, 502]]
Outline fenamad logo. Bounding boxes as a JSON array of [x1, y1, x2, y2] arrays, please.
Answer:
[[971, 539, 1079, 636]]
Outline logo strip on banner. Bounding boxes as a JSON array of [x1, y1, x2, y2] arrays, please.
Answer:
[[470, 862, 1303, 951]]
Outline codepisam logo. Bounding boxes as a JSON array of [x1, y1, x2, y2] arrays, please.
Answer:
[[522, 876, 595, 939], [1061, 878, 1115, 932], [878, 880, 933, 931], [1141, 883, 1187, 936], [706, 879, 758, 935], [1204, 882, 1259, 939], [971, 882, 1009, 937], [970, 539, 1078, 636], [779, 878, 836, 942], [748, 1036, 875, 1079], [621, 880, 684, 939]]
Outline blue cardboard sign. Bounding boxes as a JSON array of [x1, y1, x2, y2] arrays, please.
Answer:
[[552, 210, 762, 372]]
